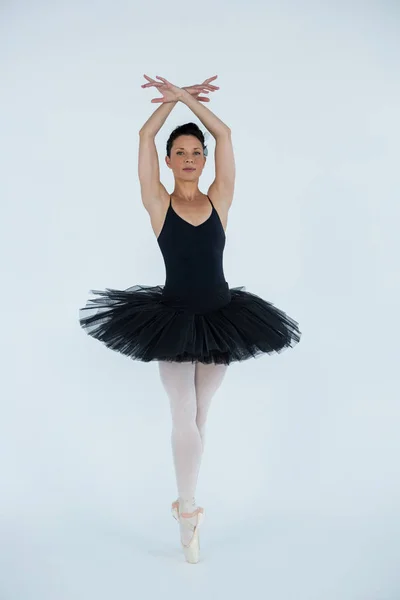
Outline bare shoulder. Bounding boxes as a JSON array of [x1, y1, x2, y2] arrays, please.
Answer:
[[207, 181, 234, 232]]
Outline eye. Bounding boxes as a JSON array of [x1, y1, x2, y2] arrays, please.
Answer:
[[176, 151, 202, 155]]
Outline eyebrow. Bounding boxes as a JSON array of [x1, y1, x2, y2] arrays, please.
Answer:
[[176, 147, 202, 150]]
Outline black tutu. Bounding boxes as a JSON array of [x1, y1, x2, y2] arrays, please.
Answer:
[[78, 283, 301, 365]]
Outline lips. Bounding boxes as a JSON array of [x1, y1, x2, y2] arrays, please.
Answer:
[[183, 168, 195, 171]]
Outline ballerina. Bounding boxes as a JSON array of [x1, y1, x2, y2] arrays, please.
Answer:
[[79, 74, 301, 563]]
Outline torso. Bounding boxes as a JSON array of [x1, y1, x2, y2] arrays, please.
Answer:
[[148, 185, 231, 240]]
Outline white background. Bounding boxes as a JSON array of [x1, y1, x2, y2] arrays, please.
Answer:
[[1, 0, 399, 597]]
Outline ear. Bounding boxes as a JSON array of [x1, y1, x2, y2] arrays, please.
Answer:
[[165, 156, 171, 169]]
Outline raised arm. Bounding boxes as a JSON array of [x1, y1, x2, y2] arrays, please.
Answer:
[[177, 88, 235, 204], [138, 102, 177, 211], [139, 100, 178, 138]]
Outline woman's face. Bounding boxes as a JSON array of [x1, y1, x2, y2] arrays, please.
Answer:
[[166, 135, 206, 179]]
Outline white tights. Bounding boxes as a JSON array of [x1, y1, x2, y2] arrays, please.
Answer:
[[158, 360, 228, 512]]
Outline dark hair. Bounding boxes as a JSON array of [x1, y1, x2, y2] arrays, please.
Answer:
[[166, 122, 208, 158]]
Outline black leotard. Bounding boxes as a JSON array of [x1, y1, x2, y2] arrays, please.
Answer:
[[79, 194, 301, 363], [157, 195, 231, 313]]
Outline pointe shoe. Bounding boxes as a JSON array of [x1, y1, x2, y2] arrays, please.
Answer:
[[171, 498, 205, 564], [171, 498, 180, 521]]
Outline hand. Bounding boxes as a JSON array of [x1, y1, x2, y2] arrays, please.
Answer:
[[141, 74, 184, 103], [141, 74, 219, 103], [182, 76, 219, 103]]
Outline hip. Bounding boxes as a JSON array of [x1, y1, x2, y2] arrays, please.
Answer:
[[161, 281, 231, 313]]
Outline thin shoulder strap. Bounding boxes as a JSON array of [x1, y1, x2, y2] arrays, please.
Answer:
[[207, 195, 214, 208], [169, 195, 172, 207]]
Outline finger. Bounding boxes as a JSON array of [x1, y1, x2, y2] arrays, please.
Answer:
[[200, 84, 218, 91], [191, 93, 210, 102], [196, 88, 213, 95], [203, 75, 218, 83], [191, 86, 210, 93], [203, 79, 219, 89], [142, 77, 159, 87], [142, 82, 162, 88], [156, 75, 169, 83]]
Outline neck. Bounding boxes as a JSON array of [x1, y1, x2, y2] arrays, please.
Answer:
[[172, 180, 201, 202]]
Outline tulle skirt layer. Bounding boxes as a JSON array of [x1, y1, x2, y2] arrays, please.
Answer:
[[78, 283, 301, 365]]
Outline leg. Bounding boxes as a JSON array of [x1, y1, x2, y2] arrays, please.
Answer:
[[195, 362, 228, 451], [158, 360, 203, 544]]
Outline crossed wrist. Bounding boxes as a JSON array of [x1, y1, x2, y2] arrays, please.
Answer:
[[177, 88, 190, 101]]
